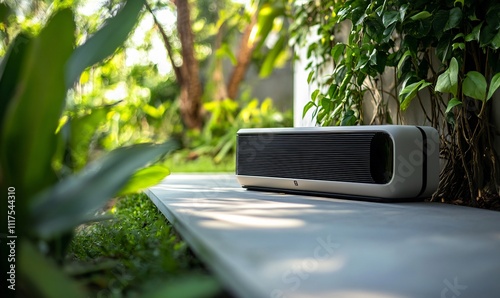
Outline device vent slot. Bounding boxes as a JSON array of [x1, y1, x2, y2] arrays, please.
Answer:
[[237, 132, 378, 184]]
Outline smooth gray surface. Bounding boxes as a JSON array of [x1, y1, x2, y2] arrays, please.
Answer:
[[146, 174, 500, 298]]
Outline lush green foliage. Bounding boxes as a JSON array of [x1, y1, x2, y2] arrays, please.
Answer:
[[0, 1, 178, 296], [292, 0, 500, 206], [294, 0, 500, 126], [68, 193, 221, 297]]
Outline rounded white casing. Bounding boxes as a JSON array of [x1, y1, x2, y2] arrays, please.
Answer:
[[236, 125, 439, 201]]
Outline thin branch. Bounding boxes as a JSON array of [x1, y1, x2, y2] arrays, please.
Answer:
[[145, 1, 183, 85]]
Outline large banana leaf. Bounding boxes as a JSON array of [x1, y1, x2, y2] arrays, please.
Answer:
[[31, 141, 176, 239], [65, 0, 145, 87], [0, 33, 30, 132], [0, 9, 75, 200]]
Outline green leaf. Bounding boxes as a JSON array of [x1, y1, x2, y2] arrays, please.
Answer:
[[341, 109, 357, 126], [142, 103, 165, 118], [254, 4, 284, 52], [30, 141, 177, 239], [311, 89, 320, 101], [446, 110, 456, 126], [435, 57, 459, 97], [491, 31, 500, 49], [364, 16, 385, 42], [452, 43, 465, 51], [352, 5, 368, 25], [20, 240, 88, 298], [331, 43, 345, 65], [453, 33, 464, 41], [307, 71, 315, 84], [383, 22, 396, 38], [433, 10, 449, 39], [66, 0, 145, 87], [446, 98, 462, 113], [0, 33, 30, 133], [444, 7, 462, 31], [399, 4, 409, 21], [485, 4, 500, 27], [382, 11, 400, 27], [317, 109, 327, 123], [410, 11, 432, 21], [302, 101, 316, 118], [374, 50, 387, 74], [117, 165, 171, 196], [400, 80, 431, 110], [1, 9, 75, 199], [465, 22, 482, 42], [259, 34, 286, 78], [397, 50, 411, 78], [463, 71, 487, 101], [409, 16, 433, 38], [480, 22, 500, 48], [487, 72, 500, 100], [355, 53, 370, 71], [320, 96, 331, 108], [327, 84, 338, 98], [436, 34, 453, 62]]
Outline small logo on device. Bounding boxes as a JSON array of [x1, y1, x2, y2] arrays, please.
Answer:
[[294, 180, 299, 186]]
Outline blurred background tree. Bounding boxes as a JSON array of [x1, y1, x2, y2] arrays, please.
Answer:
[[142, 0, 293, 165], [0, 0, 293, 167], [145, 0, 291, 130]]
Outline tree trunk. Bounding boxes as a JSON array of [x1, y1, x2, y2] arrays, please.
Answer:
[[227, 12, 258, 100], [176, 0, 203, 129]]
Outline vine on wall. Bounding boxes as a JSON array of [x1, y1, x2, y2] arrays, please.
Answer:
[[291, 0, 500, 208]]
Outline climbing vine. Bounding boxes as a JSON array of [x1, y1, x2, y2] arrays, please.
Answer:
[[291, 0, 500, 208]]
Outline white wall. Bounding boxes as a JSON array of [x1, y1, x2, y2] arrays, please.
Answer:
[[293, 45, 316, 127]]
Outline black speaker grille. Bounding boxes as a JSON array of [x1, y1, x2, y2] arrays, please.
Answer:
[[237, 132, 381, 184]]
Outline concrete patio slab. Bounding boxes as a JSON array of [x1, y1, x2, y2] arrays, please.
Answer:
[[146, 174, 500, 298]]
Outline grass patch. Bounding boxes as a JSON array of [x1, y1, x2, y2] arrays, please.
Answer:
[[67, 193, 223, 297], [164, 152, 235, 173]]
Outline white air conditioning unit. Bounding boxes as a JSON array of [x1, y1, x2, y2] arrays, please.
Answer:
[[236, 125, 439, 201]]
